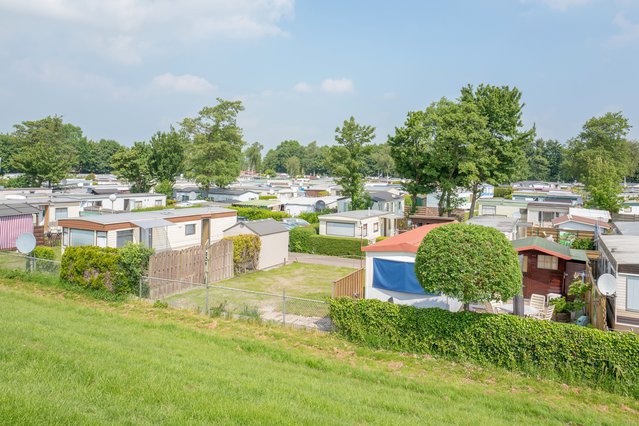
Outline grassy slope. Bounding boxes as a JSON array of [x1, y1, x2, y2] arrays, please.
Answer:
[[1, 278, 638, 425]]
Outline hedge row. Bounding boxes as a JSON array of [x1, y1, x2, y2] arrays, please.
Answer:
[[229, 207, 290, 221], [329, 298, 639, 396], [60, 244, 153, 294], [289, 226, 367, 257]]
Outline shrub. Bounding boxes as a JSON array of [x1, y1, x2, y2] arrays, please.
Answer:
[[289, 226, 367, 257], [32, 246, 57, 273], [60, 246, 122, 292], [224, 234, 261, 274], [118, 243, 154, 295], [85, 173, 96, 181], [229, 207, 290, 221], [571, 237, 595, 250], [258, 195, 277, 200], [375, 236, 388, 242], [289, 226, 317, 252], [493, 186, 513, 198], [415, 223, 521, 304], [298, 211, 320, 224], [329, 298, 639, 396], [155, 180, 174, 199]]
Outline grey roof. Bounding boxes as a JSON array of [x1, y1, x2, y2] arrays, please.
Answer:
[[207, 188, 258, 196], [225, 218, 287, 236], [58, 207, 235, 225], [320, 209, 389, 220], [368, 191, 399, 202], [613, 222, 639, 236], [599, 235, 639, 265], [467, 215, 518, 233], [0, 203, 40, 218]]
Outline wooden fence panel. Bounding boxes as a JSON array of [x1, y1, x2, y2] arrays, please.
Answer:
[[208, 239, 234, 283], [147, 246, 205, 299], [526, 227, 594, 241], [333, 268, 365, 299]]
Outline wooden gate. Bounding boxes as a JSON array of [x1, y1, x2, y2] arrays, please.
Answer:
[[333, 268, 365, 298], [208, 239, 234, 283]]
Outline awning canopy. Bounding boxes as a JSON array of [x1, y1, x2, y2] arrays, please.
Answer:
[[131, 219, 175, 229], [383, 213, 405, 220]]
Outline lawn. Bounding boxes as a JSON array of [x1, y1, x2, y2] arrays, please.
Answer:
[[1, 276, 638, 425], [164, 262, 355, 319]]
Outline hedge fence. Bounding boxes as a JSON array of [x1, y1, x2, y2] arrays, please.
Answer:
[[289, 226, 368, 257], [329, 298, 639, 397]]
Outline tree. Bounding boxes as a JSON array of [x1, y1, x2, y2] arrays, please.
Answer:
[[94, 139, 123, 174], [368, 144, 395, 177], [262, 140, 305, 173], [0, 134, 17, 174], [331, 117, 376, 210], [285, 155, 301, 177], [414, 224, 522, 308], [583, 155, 624, 214], [10, 116, 77, 187], [154, 180, 175, 199], [303, 141, 331, 176], [181, 99, 245, 189], [244, 142, 263, 172], [459, 84, 534, 218], [111, 142, 153, 193], [148, 129, 185, 183]]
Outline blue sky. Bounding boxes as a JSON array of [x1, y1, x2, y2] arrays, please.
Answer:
[[1, 0, 638, 149]]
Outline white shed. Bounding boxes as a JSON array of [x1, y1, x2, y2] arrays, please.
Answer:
[[223, 218, 289, 270]]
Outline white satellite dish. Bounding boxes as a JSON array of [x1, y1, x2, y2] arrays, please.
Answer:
[[597, 273, 617, 296], [15, 232, 36, 254]]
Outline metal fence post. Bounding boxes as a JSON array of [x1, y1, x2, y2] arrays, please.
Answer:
[[282, 288, 286, 325], [139, 276, 143, 299], [204, 247, 210, 315]]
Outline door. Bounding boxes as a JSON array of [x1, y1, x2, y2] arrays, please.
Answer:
[[326, 221, 355, 237]]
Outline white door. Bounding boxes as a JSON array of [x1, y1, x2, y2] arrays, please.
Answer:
[[326, 222, 355, 237]]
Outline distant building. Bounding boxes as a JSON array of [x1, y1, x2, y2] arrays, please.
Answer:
[[0, 203, 39, 250], [318, 209, 401, 242], [223, 219, 289, 270]]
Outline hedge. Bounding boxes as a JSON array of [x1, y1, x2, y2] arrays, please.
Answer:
[[224, 234, 261, 274], [329, 298, 639, 396], [289, 226, 367, 257], [32, 246, 57, 273], [229, 207, 290, 221]]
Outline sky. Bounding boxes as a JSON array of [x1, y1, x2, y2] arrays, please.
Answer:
[[1, 0, 638, 149]]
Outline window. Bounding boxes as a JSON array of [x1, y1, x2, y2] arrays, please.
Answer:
[[94, 201, 103, 207], [96, 231, 107, 248], [481, 205, 496, 215], [627, 276, 639, 312], [537, 255, 558, 270], [362, 224, 368, 237], [116, 230, 134, 248], [70, 229, 94, 247], [521, 255, 528, 273], [55, 208, 69, 220], [155, 200, 163, 207], [185, 224, 196, 236], [62, 228, 69, 246], [373, 222, 379, 233]]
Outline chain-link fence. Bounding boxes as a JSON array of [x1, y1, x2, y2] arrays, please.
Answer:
[[141, 276, 332, 331], [0, 251, 61, 276]]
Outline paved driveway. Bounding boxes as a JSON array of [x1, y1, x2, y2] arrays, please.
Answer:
[[288, 252, 364, 269]]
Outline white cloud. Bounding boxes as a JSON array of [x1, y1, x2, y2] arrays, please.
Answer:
[[321, 78, 354, 94], [608, 13, 639, 45], [0, 0, 295, 63], [522, 0, 592, 11], [152, 73, 216, 94], [293, 82, 312, 92]]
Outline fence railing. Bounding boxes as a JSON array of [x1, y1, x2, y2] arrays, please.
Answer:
[[0, 251, 61, 276], [526, 227, 594, 241], [141, 275, 331, 330], [333, 268, 365, 299]]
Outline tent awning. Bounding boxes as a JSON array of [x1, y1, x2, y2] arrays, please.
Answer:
[[131, 219, 174, 229]]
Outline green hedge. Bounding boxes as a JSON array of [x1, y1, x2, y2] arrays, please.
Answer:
[[289, 226, 367, 257], [32, 246, 57, 273], [329, 298, 639, 396], [229, 207, 290, 220], [224, 234, 261, 274]]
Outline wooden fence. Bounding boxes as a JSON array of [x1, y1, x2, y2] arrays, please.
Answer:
[[526, 227, 594, 241], [584, 264, 607, 331], [146, 240, 234, 299], [333, 268, 365, 299]]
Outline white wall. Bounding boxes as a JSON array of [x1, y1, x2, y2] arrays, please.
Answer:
[[319, 216, 384, 241], [615, 272, 639, 330], [364, 251, 463, 312], [556, 221, 597, 232], [285, 204, 315, 216]]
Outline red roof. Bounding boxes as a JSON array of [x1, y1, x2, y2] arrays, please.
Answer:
[[362, 222, 454, 253], [551, 214, 611, 229]]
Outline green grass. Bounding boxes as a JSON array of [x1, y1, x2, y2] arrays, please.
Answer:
[[0, 277, 638, 424], [165, 263, 354, 317]]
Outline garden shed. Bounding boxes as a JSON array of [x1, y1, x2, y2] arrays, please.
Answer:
[[223, 218, 289, 270], [360, 222, 462, 311], [0, 203, 39, 250]]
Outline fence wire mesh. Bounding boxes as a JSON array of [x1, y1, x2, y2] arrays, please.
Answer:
[[141, 276, 332, 331], [0, 251, 61, 276]]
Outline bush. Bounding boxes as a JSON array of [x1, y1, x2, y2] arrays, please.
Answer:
[[298, 211, 320, 224], [32, 246, 57, 273], [571, 237, 595, 250], [415, 224, 521, 304], [493, 186, 513, 198], [224, 234, 261, 274], [258, 195, 277, 200], [155, 180, 174, 199], [289, 226, 367, 257], [60, 246, 122, 292], [229, 207, 290, 221], [118, 243, 154, 295], [329, 298, 639, 396], [289, 226, 317, 252], [375, 236, 388, 242]]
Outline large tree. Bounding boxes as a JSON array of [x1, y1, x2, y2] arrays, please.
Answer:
[[148, 128, 185, 183], [262, 140, 306, 173], [10, 116, 77, 187], [459, 84, 534, 217], [0, 134, 17, 174], [181, 99, 246, 189], [244, 142, 263, 172], [285, 155, 301, 177], [332, 117, 376, 210], [111, 142, 154, 193]]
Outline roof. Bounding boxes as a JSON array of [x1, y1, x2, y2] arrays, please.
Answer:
[[283, 196, 343, 206], [362, 223, 453, 253], [599, 235, 639, 265], [551, 214, 611, 229], [466, 215, 518, 232], [367, 191, 400, 202], [568, 207, 611, 221], [225, 218, 288, 236], [319, 209, 390, 220], [0, 203, 40, 218], [613, 222, 639, 236], [233, 199, 282, 208], [476, 198, 529, 207], [207, 188, 258, 196], [512, 237, 588, 262], [58, 207, 235, 225]]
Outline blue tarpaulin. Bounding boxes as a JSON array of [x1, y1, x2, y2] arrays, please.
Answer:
[[372, 258, 428, 295]]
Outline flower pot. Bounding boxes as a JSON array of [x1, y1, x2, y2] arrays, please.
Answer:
[[556, 312, 570, 323]]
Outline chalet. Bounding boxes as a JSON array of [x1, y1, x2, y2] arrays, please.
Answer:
[[318, 209, 401, 242], [551, 214, 612, 233], [223, 219, 289, 270], [466, 215, 521, 241], [0, 203, 40, 250], [206, 189, 259, 203]]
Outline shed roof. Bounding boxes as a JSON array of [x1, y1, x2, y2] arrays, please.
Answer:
[[599, 235, 639, 265], [467, 215, 518, 232], [320, 209, 389, 220], [613, 221, 639, 236], [551, 214, 611, 229], [362, 222, 453, 253], [0, 203, 40, 218], [225, 218, 288, 236], [512, 237, 588, 262]]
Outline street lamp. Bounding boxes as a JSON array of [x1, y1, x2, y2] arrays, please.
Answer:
[[108, 193, 117, 214]]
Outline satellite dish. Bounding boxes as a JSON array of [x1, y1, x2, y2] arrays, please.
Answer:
[[597, 273, 617, 296], [16, 232, 36, 254]]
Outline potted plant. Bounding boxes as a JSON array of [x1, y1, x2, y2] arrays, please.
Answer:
[[550, 297, 571, 322]]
